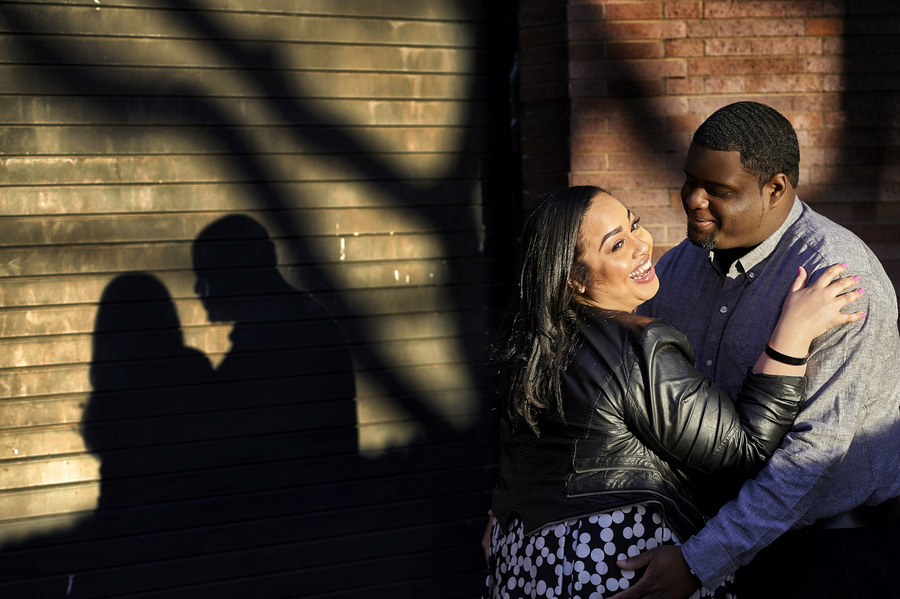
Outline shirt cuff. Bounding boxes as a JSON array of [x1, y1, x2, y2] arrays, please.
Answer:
[[682, 532, 737, 591]]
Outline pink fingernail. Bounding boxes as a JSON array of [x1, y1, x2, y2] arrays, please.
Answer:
[[854, 275, 860, 282], [858, 288, 865, 295], [861, 312, 867, 318], [841, 263, 847, 268]]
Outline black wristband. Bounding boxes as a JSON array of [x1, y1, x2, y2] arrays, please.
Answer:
[[765, 344, 808, 366]]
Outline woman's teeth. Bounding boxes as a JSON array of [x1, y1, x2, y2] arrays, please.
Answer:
[[630, 261, 652, 280]]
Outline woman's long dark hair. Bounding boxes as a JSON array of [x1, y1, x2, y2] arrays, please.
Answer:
[[494, 186, 606, 434]]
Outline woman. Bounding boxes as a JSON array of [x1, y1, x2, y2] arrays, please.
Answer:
[[483, 186, 864, 599]]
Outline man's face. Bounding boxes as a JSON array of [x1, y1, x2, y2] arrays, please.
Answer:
[[680, 143, 772, 251]]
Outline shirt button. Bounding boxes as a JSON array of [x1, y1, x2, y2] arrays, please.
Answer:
[[719, 306, 728, 313], [748, 272, 756, 279], [706, 359, 713, 367]]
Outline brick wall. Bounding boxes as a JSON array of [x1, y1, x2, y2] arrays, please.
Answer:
[[520, 0, 900, 287]]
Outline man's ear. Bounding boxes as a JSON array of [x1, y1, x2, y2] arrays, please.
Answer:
[[764, 173, 791, 208]]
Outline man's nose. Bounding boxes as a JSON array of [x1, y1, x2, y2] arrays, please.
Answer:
[[684, 186, 709, 210]]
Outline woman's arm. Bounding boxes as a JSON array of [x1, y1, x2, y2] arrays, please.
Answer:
[[630, 263, 863, 474], [753, 263, 864, 376]]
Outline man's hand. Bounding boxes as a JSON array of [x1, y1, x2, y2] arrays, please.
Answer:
[[607, 545, 699, 599]]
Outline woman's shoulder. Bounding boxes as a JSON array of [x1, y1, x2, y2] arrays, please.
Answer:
[[577, 307, 688, 349]]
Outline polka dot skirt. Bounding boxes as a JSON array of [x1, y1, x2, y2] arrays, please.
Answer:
[[482, 503, 734, 599]]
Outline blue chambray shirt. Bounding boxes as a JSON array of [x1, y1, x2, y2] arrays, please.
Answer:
[[639, 198, 900, 588]]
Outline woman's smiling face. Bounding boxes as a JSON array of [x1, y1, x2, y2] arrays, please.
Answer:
[[574, 192, 658, 312]]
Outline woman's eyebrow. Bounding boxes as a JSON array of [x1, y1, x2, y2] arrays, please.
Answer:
[[600, 210, 632, 249]]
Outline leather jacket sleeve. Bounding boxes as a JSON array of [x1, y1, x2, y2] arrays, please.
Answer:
[[626, 319, 806, 475]]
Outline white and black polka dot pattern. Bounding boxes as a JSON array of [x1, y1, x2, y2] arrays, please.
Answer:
[[483, 503, 735, 599]]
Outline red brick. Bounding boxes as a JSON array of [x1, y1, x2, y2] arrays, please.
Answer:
[[704, 76, 749, 94], [665, 2, 702, 19], [746, 74, 824, 93], [522, 153, 571, 174], [791, 93, 843, 112], [571, 58, 687, 79], [823, 111, 847, 129], [571, 132, 674, 153], [822, 38, 845, 54], [688, 19, 805, 37], [665, 39, 704, 57], [666, 114, 705, 132], [572, 97, 690, 120], [807, 128, 843, 147], [606, 79, 667, 97], [688, 57, 804, 76], [705, 38, 823, 56], [805, 56, 843, 75], [615, 188, 671, 207], [807, 18, 843, 36], [569, 79, 609, 97], [823, 0, 845, 16], [666, 77, 706, 95], [567, 3, 604, 22], [607, 115, 668, 134], [580, 169, 683, 189], [784, 111, 823, 131], [704, 1, 824, 18], [523, 174, 570, 201], [636, 206, 693, 225], [822, 74, 843, 93], [608, 152, 670, 170], [570, 153, 609, 172], [570, 21, 687, 41], [604, 41, 666, 60], [604, 2, 664, 20], [802, 146, 828, 166], [686, 96, 793, 118]]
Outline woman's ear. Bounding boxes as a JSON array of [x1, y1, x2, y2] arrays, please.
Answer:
[[567, 279, 585, 295]]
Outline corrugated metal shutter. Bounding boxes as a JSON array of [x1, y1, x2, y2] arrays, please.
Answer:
[[0, 1, 516, 596]]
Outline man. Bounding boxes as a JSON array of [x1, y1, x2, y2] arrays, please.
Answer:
[[612, 101, 900, 598]]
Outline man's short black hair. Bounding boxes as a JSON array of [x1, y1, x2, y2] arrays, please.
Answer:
[[693, 101, 800, 189]]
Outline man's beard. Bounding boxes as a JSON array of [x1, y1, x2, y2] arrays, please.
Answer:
[[688, 226, 718, 251]]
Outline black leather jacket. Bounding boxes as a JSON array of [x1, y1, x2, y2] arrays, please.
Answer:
[[491, 306, 806, 540]]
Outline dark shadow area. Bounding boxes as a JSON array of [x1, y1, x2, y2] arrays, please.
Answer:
[[837, 1, 900, 212], [0, 213, 495, 596]]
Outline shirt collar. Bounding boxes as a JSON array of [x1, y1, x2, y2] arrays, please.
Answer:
[[709, 196, 803, 278]]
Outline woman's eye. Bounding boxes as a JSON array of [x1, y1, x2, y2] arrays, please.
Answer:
[[612, 240, 624, 252], [631, 219, 641, 232]]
